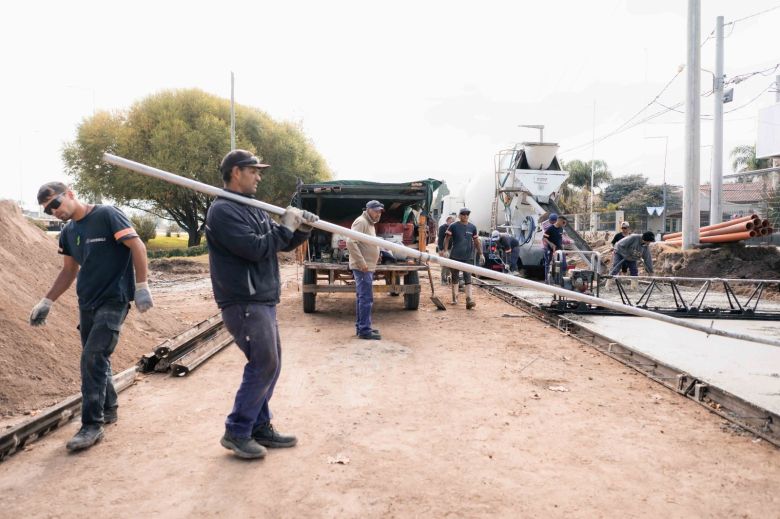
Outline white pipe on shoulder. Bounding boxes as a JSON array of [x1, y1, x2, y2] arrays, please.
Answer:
[[103, 153, 780, 348]]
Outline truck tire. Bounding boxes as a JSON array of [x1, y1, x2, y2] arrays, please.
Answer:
[[403, 271, 420, 310], [303, 267, 317, 313]]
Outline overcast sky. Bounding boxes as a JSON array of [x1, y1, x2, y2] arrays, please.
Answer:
[[1, 0, 778, 210]]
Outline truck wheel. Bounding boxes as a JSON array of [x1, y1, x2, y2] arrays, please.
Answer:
[[403, 271, 420, 310], [303, 267, 317, 313]]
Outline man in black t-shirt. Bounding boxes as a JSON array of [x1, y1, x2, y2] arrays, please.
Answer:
[[30, 182, 153, 452], [442, 207, 481, 309], [542, 213, 568, 284], [610, 221, 631, 274]]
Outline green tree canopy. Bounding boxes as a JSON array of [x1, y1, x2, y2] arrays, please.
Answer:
[[63, 88, 332, 246], [602, 174, 648, 205], [561, 159, 612, 189]]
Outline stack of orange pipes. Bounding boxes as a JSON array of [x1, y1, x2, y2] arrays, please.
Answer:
[[662, 214, 774, 246]]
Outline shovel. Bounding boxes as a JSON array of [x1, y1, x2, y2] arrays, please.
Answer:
[[426, 265, 447, 310]]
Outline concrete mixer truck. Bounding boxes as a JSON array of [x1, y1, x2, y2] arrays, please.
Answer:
[[441, 137, 592, 278]]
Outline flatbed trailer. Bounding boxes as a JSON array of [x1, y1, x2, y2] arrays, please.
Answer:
[[292, 178, 444, 314], [301, 262, 428, 313]]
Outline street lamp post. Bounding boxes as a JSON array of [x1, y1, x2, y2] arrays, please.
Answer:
[[645, 136, 668, 232]]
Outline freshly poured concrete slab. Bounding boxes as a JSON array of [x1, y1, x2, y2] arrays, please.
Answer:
[[565, 315, 780, 414], [481, 281, 780, 414]]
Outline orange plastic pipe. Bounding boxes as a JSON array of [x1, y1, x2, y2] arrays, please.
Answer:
[[662, 214, 757, 241], [664, 230, 757, 245], [698, 221, 754, 237]]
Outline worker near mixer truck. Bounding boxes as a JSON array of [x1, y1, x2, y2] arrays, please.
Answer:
[[608, 231, 655, 278], [610, 221, 632, 275], [437, 213, 456, 285], [206, 149, 317, 460], [491, 230, 521, 274], [442, 207, 481, 309], [347, 200, 384, 340], [30, 181, 154, 452], [542, 213, 567, 284]]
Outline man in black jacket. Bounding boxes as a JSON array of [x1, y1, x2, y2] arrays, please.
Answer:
[[206, 149, 316, 459]]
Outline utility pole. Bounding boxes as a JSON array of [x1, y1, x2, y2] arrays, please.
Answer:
[[590, 100, 596, 230], [230, 72, 236, 150], [710, 15, 725, 226], [683, 0, 701, 249]]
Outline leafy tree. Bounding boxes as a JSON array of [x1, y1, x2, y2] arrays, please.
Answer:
[[602, 174, 648, 205], [561, 159, 612, 189], [730, 144, 768, 172], [131, 214, 158, 243], [63, 89, 332, 246]]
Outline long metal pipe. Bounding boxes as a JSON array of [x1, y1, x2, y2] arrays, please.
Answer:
[[103, 153, 780, 348]]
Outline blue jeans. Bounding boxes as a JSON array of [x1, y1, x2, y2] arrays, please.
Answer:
[[352, 270, 374, 336], [222, 303, 282, 438], [78, 301, 129, 426], [609, 253, 638, 276], [508, 246, 520, 271]]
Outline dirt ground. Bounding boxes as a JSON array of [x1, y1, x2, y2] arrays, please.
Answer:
[[1, 262, 778, 518]]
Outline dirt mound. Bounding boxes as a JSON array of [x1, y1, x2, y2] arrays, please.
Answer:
[[149, 258, 209, 275], [0, 201, 204, 415], [655, 243, 780, 280]]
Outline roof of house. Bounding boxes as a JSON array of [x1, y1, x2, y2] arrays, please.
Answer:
[[700, 178, 770, 203]]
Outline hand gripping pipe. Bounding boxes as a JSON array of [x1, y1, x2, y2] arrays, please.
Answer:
[[103, 153, 780, 348]]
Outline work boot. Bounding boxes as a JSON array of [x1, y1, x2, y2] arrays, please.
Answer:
[[220, 431, 267, 459], [358, 331, 381, 340], [252, 422, 298, 448], [356, 329, 380, 337], [66, 425, 104, 452], [103, 407, 118, 424], [466, 298, 476, 310]]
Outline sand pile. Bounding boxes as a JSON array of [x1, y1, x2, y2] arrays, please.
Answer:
[[0, 201, 192, 415]]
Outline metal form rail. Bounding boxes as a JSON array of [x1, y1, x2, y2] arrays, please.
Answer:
[[551, 275, 780, 321], [170, 328, 234, 377], [0, 367, 137, 461], [475, 279, 779, 448], [139, 313, 224, 373]]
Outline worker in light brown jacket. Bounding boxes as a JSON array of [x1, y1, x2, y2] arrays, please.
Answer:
[[346, 200, 383, 340]]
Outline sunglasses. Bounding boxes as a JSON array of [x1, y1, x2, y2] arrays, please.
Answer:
[[43, 194, 64, 215]]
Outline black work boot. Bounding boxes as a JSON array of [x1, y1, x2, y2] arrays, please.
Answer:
[[103, 407, 118, 424], [252, 422, 298, 448], [66, 425, 104, 451], [356, 329, 380, 337], [220, 431, 267, 459]]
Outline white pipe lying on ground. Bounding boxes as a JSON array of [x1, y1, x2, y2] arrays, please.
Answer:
[[103, 153, 780, 348]]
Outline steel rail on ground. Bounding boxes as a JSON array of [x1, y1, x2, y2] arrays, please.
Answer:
[[103, 153, 780, 348]]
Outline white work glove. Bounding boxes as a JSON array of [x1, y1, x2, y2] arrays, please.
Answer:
[[135, 282, 154, 313], [29, 298, 53, 326], [280, 206, 305, 232], [298, 210, 318, 232]]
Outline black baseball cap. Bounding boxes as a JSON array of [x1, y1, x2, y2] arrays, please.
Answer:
[[220, 149, 270, 175], [37, 181, 67, 205], [459, 207, 471, 215]]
